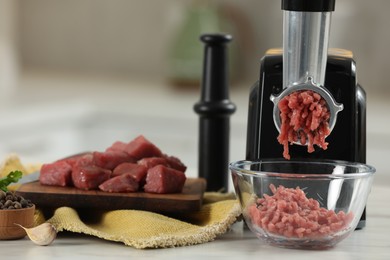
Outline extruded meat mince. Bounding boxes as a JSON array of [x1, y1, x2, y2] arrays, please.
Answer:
[[248, 184, 354, 239], [277, 90, 331, 159]]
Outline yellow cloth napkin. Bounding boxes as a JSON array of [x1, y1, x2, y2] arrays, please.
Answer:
[[1, 155, 242, 249]]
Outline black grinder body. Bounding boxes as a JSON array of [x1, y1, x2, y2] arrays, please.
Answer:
[[246, 49, 367, 228]]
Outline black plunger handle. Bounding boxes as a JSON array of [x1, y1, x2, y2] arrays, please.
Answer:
[[194, 34, 236, 192], [282, 0, 335, 12]]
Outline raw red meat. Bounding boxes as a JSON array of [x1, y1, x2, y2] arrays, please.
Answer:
[[277, 90, 331, 160], [144, 165, 186, 194], [163, 154, 187, 172], [105, 141, 127, 152], [39, 161, 73, 187], [112, 162, 147, 185], [124, 135, 163, 159], [72, 166, 111, 190], [39, 135, 187, 194], [99, 173, 139, 192], [137, 157, 169, 169], [60, 153, 91, 167], [248, 184, 354, 239], [71, 153, 94, 168], [93, 151, 135, 170]]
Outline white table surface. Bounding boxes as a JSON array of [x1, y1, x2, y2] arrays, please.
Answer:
[[1, 185, 389, 260], [0, 71, 389, 259]]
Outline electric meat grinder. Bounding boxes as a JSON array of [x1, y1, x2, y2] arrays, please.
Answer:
[[246, 0, 367, 228]]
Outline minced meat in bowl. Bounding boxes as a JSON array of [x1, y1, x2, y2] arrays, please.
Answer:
[[229, 159, 375, 249]]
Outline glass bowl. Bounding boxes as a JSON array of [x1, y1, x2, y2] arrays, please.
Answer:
[[230, 159, 375, 249]]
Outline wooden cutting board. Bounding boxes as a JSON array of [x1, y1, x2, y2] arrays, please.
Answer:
[[16, 178, 206, 214]]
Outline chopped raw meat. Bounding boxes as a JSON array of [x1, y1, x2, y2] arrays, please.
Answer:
[[138, 157, 169, 169], [105, 141, 127, 152], [112, 162, 147, 185], [60, 153, 92, 167], [39, 161, 73, 187], [248, 184, 354, 239], [38, 136, 187, 194], [72, 153, 94, 168], [124, 135, 163, 159], [99, 173, 139, 192], [144, 165, 186, 194], [72, 166, 111, 190], [93, 151, 135, 170], [163, 154, 187, 172], [277, 90, 331, 160]]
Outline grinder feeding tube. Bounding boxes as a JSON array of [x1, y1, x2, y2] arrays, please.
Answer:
[[271, 0, 343, 159]]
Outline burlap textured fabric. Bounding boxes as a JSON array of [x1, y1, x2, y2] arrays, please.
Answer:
[[1, 155, 241, 249]]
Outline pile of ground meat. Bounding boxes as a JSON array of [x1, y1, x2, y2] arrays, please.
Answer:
[[248, 184, 354, 239], [277, 90, 331, 160]]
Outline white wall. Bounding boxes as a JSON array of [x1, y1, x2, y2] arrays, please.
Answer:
[[15, 0, 390, 95], [0, 0, 19, 99]]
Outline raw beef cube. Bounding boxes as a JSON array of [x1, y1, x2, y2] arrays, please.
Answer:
[[39, 161, 73, 187], [124, 135, 162, 159], [144, 165, 186, 194], [163, 154, 187, 172], [66, 153, 94, 168], [72, 166, 111, 190], [137, 157, 169, 169], [99, 173, 139, 193], [105, 141, 127, 152], [58, 153, 84, 165], [93, 150, 135, 170], [112, 163, 148, 184]]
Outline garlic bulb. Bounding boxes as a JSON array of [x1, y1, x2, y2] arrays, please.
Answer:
[[15, 222, 57, 246]]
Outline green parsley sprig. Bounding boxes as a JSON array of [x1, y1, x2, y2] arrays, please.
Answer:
[[0, 170, 23, 192]]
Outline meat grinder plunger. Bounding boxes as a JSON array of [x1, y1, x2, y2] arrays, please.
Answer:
[[271, 2, 343, 140]]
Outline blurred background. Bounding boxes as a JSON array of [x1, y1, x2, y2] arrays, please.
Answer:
[[0, 0, 389, 186], [1, 0, 389, 93]]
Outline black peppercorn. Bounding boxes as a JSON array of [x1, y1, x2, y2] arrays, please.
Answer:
[[0, 191, 33, 210]]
